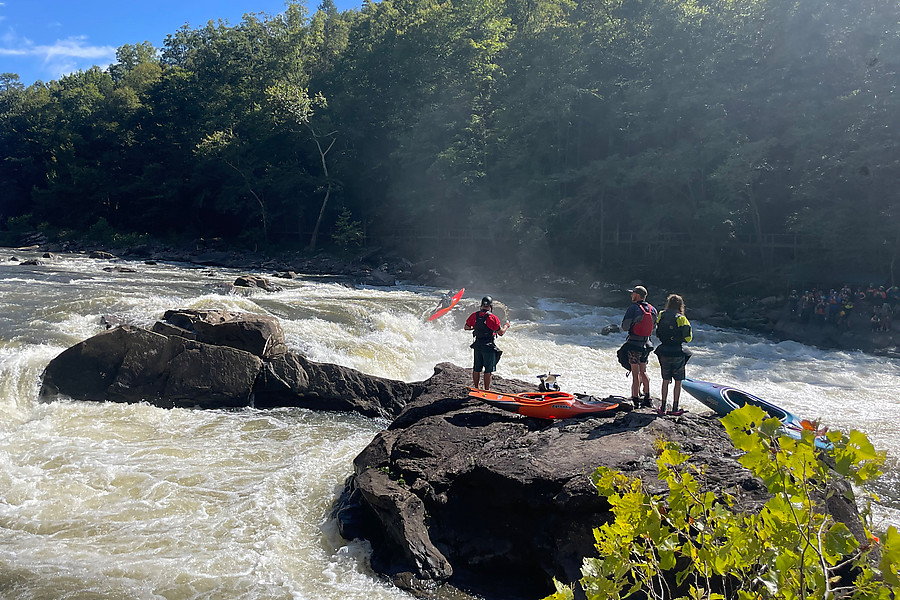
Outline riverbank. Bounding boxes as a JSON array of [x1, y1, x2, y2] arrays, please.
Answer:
[[5, 238, 898, 358]]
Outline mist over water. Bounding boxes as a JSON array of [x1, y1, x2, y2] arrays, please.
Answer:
[[1, 250, 898, 598]]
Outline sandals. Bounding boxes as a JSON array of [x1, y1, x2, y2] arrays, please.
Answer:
[[667, 409, 685, 416]]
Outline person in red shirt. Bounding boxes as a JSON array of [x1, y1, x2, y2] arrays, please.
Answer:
[[464, 296, 510, 390]]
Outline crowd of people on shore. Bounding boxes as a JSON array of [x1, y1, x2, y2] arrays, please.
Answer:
[[788, 284, 900, 332]]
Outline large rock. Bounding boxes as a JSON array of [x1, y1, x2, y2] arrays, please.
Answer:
[[39, 312, 415, 418], [254, 353, 416, 419], [39, 325, 262, 409], [333, 363, 850, 599], [152, 308, 287, 359]]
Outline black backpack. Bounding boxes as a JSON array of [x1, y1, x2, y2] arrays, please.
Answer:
[[656, 311, 681, 345]]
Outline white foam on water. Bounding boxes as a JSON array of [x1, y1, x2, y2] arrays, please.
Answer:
[[1, 252, 898, 596]]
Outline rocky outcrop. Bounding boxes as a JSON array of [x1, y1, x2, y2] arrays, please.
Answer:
[[233, 274, 284, 293], [152, 308, 287, 359], [254, 352, 417, 417], [332, 362, 861, 600], [38, 325, 262, 409], [36, 307, 867, 600], [39, 310, 415, 417]]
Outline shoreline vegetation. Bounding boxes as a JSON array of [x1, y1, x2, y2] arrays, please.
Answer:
[[2, 0, 899, 316], [4, 238, 898, 358]]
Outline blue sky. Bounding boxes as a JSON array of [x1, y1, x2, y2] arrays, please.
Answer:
[[0, 0, 359, 86]]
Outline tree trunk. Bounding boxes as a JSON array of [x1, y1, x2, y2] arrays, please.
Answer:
[[306, 127, 337, 252], [224, 159, 267, 244]]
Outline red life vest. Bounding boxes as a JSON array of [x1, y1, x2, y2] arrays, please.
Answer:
[[631, 303, 654, 337]]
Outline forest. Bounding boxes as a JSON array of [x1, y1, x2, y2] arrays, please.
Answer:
[[1, 0, 898, 289]]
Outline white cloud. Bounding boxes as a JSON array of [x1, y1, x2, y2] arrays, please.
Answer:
[[0, 31, 116, 80], [0, 35, 114, 59]]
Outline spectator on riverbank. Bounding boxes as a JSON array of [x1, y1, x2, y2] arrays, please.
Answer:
[[827, 292, 841, 325], [837, 299, 854, 329], [620, 286, 658, 408], [654, 294, 692, 416], [800, 291, 815, 324], [889, 285, 900, 307], [464, 296, 510, 391], [815, 297, 827, 326], [871, 311, 882, 332], [840, 284, 852, 302], [789, 290, 800, 320]]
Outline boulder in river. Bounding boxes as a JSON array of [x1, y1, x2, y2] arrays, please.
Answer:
[[332, 362, 866, 599], [39, 325, 262, 409], [39, 310, 414, 419], [152, 308, 287, 359], [233, 274, 284, 293], [36, 310, 868, 600]]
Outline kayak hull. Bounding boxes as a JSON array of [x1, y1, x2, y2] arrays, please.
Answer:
[[468, 388, 619, 420], [428, 288, 465, 321], [681, 378, 831, 449]]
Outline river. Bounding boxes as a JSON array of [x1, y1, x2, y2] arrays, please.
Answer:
[[1, 250, 898, 599]]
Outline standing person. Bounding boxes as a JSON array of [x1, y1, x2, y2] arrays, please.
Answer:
[[620, 286, 658, 408], [464, 296, 510, 391], [654, 294, 693, 416]]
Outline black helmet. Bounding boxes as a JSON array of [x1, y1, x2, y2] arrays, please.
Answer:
[[481, 295, 493, 308]]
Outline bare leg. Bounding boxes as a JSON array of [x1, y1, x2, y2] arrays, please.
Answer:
[[630, 364, 641, 398], [660, 379, 670, 412], [639, 364, 650, 399], [483, 372, 493, 391], [672, 380, 682, 411], [472, 371, 481, 389]]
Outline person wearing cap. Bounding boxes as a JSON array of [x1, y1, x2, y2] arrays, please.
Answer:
[[465, 296, 511, 391], [620, 285, 658, 407]]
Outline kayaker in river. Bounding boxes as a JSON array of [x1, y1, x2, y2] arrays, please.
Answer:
[[434, 291, 453, 312], [654, 293, 693, 416], [620, 286, 658, 408], [465, 296, 510, 391]]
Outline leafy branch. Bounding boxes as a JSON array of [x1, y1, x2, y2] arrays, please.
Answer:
[[546, 405, 897, 600]]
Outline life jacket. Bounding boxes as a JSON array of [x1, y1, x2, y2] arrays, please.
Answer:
[[473, 311, 496, 344], [656, 311, 682, 346], [630, 303, 654, 337]]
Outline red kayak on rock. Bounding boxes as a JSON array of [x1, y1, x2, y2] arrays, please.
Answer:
[[468, 388, 620, 420]]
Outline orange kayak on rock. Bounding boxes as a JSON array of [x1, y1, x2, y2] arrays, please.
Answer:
[[468, 388, 620, 420]]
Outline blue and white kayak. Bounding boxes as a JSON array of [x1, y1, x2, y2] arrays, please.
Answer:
[[681, 378, 832, 450]]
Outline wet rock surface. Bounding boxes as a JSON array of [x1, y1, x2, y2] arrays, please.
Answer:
[[36, 303, 867, 600], [332, 363, 777, 599], [39, 310, 416, 417]]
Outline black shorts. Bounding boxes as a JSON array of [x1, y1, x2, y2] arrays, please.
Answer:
[[659, 354, 687, 381], [473, 346, 498, 373]]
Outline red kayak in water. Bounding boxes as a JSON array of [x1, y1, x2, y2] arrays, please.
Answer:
[[428, 288, 465, 321]]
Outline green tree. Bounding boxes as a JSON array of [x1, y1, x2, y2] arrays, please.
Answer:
[[545, 404, 897, 600], [267, 81, 335, 251]]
